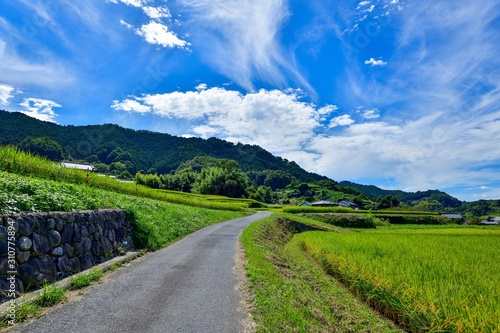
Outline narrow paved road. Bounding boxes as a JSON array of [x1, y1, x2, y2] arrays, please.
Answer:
[[11, 211, 272, 333]]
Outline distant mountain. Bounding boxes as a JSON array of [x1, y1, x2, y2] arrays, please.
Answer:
[[0, 110, 326, 183], [339, 181, 463, 208]]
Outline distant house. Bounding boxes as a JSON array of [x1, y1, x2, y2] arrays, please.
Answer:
[[442, 213, 464, 220], [61, 161, 97, 172], [338, 200, 359, 209], [479, 216, 500, 225], [311, 200, 338, 207], [300, 202, 312, 206]]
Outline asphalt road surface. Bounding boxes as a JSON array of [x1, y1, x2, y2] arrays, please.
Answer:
[[11, 211, 272, 333]]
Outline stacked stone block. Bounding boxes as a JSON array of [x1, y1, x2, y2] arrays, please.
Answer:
[[0, 209, 134, 302]]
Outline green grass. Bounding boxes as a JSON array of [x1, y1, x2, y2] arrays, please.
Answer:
[[300, 212, 449, 226], [297, 227, 500, 332], [0, 144, 251, 211], [69, 269, 103, 289], [0, 300, 42, 328], [109, 262, 123, 271], [241, 214, 402, 332], [33, 284, 66, 307], [283, 206, 357, 214]]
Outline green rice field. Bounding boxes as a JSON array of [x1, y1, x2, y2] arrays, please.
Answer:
[[297, 227, 500, 332]]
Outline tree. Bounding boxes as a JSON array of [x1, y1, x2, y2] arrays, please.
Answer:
[[18, 136, 65, 161], [377, 195, 400, 209], [193, 161, 249, 198]]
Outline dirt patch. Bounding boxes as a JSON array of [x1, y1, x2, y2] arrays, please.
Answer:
[[234, 239, 257, 333]]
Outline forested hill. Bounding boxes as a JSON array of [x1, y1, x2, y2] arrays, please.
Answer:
[[0, 110, 326, 182], [339, 181, 462, 208]]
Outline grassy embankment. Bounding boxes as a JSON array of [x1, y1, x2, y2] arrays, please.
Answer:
[[243, 213, 499, 332]]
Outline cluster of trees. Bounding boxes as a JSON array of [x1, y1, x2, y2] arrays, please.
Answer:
[[136, 157, 249, 198], [135, 156, 373, 206]]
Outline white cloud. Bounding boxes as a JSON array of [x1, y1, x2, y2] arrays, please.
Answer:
[[195, 83, 208, 91], [365, 5, 375, 12], [361, 109, 380, 119], [19, 98, 61, 123], [112, 87, 336, 154], [356, 1, 371, 9], [328, 115, 355, 128], [118, 0, 147, 8], [142, 6, 171, 19], [364, 57, 387, 66], [134, 21, 189, 48], [0, 83, 15, 105], [111, 99, 151, 114]]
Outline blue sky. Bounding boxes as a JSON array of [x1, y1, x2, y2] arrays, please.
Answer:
[[0, 0, 499, 202]]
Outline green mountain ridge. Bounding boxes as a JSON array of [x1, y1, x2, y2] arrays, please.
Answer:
[[0, 110, 325, 183], [339, 181, 462, 208]]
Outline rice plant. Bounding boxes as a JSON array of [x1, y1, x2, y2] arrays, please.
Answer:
[[298, 228, 500, 332]]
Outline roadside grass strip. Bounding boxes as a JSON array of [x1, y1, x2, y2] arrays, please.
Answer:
[[241, 215, 402, 332], [297, 228, 500, 332], [69, 269, 103, 290]]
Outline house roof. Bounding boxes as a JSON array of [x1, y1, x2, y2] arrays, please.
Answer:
[[338, 200, 358, 207], [479, 216, 500, 225], [479, 220, 499, 225], [61, 161, 96, 171], [442, 213, 463, 219], [311, 200, 338, 206]]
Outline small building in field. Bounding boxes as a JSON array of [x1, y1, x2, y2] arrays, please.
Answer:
[[441, 213, 464, 220], [61, 161, 97, 172], [338, 200, 359, 209], [479, 216, 500, 225], [311, 200, 338, 207], [300, 202, 312, 206]]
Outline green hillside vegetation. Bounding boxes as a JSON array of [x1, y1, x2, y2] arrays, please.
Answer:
[[0, 164, 247, 251]]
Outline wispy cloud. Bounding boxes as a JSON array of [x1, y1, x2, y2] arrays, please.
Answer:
[[180, 0, 311, 92], [142, 6, 171, 19], [19, 98, 61, 123], [361, 109, 380, 119]]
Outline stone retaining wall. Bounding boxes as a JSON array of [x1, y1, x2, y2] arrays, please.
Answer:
[[0, 209, 134, 301]]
